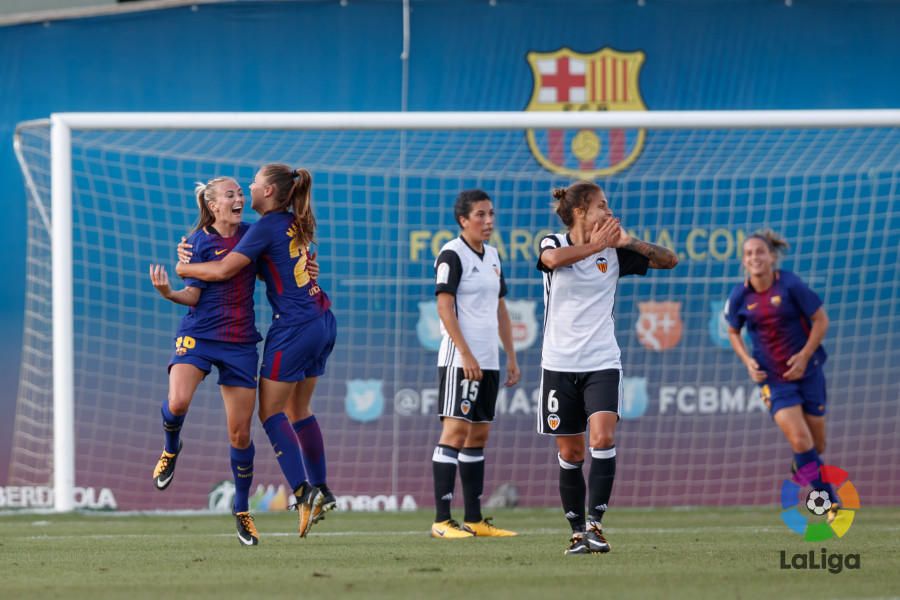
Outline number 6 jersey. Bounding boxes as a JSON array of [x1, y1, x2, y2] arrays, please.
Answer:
[[537, 233, 648, 372]]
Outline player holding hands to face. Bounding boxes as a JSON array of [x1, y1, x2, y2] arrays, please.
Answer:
[[536, 181, 676, 555]]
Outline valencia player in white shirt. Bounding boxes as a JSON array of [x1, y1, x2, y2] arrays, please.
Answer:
[[430, 189, 521, 539], [537, 181, 677, 555]]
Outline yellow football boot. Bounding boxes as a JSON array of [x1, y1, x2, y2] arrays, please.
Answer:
[[431, 519, 474, 539], [463, 517, 517, 537], [152, 440, 182, 491]]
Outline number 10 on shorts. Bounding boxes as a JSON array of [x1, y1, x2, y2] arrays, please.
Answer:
[[175, 335, 196, 356]]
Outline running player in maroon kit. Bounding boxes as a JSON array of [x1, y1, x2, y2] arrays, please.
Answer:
[[177, 165, 336, 537], [725, 229, 838, 516], [149, 176, 262, 545]]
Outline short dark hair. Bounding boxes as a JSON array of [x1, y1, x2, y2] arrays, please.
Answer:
[[454, 189, 491, 227]]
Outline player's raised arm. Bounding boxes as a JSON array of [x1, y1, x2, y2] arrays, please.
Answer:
[[149, 264, 200, 306], [539, 218, 621, 270], [613, 227, 678, 270]]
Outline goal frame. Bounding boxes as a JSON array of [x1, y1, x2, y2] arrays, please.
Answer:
[[39, 108, 900, 511]]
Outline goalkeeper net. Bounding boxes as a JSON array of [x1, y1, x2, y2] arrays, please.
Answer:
[[11, 114, 900, 511]]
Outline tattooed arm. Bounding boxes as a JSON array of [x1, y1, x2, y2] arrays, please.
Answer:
[[615, 227, 678, 269]]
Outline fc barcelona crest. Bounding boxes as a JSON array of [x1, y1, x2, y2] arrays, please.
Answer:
[[525, 47, 647, 178]]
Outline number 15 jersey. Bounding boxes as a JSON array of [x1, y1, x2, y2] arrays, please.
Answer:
[[434, 237, 507, 370]]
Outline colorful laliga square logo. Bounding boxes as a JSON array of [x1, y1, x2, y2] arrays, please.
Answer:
[[779, 464, 861, 541]]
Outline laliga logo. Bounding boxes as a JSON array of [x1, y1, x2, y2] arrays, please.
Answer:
[[779, 463, 861, 541]]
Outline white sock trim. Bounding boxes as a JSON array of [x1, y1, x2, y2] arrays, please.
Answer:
[[590, 446, 617, 460], [432, 446, 459, 464], [558, 453, 583, 470], [457, 453, 484, 463]]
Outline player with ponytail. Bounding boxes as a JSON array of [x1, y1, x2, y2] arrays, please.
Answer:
[[149, 176, 262, 546], [177, 165, 337, 538], [724, 229, 837, 518], [537, 181, 677, 555]]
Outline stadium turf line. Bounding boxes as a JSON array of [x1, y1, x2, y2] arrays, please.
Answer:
[[1, 507, 898, 599]]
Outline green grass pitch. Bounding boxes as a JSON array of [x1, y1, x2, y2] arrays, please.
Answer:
[[2, 507, 898, 599]]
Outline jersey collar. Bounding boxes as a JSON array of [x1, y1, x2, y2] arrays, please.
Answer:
[[458, 235, 485, 260], [745, 270, 780, 292]]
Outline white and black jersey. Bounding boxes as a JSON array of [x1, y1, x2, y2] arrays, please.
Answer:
[[537, 233, 649, 372], [434, 236, 507, 370]]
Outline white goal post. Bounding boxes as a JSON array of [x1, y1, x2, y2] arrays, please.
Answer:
[[25, 109, 900, 511]]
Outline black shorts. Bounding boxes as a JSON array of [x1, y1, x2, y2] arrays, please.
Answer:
[[538, 368, 622, 435], [437, 367, 500, 423]]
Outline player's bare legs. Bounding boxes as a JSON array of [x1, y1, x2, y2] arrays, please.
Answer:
[[804, 413, 827, 455], [167, 363, 205, 417], [463, 423, 490, 447], [221, 385, 258, 545], [286, 377, 316, 421], [773, 406, 815, 452], [153, 364, 204, 490], [438, 416, 470, 448], [286, 377, 335, 517], [221, 386, 255, 449], [258, 377, 293, 422]]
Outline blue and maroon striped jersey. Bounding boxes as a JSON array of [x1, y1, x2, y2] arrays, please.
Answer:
[[232, 211, 330, 328], [725, 270, 827, 382], [177, 223, 261, 343]]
